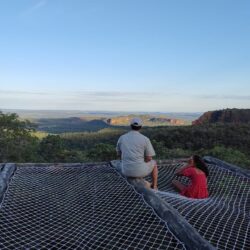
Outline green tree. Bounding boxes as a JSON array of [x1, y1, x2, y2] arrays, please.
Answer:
[[204, 146, 250, 169], [0, 111, 39, 162], [86, 143, 117, 161], [39, 135, 65, 162]]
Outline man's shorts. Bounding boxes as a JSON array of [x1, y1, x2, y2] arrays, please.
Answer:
[[121, 160, 156, 178]]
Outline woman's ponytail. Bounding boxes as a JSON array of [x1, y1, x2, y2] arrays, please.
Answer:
[[193, 155, 209, 177]]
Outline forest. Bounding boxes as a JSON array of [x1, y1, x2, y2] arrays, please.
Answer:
[[0, 111, 250, 169]]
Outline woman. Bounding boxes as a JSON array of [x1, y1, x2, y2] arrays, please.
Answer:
[[172, 155, 209, 199]]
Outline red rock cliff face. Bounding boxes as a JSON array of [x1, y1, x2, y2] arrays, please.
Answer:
[[106, 115, 187, 126], [106, 117, 131, 125], [192, 109, 250, 125]]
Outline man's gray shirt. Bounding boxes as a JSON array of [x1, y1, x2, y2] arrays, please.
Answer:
[[116, 131, 156, 175]]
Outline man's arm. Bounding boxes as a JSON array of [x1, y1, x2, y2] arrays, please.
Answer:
[[116, 137, 122, 160], [117, 151, 122, 160], [144, 138, 156, 162], [145, 156, 152, 162]]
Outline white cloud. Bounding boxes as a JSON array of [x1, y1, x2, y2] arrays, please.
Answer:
[[20, 0, 47, 16], [1, 90, 249, 112], [197, 94, 250, 100], [0, 90, 175, 111], [0, 90, 49, 95]]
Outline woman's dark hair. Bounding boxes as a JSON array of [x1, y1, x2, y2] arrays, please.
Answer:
[[193, 155, 209, 177]]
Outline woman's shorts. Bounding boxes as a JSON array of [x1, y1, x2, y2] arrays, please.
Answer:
[[122, 160, 156, 178]]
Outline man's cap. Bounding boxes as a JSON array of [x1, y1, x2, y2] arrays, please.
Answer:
[[130, 117, 143, 127]]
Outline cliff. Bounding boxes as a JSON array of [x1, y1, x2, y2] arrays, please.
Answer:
[[192, 108, 250, 125]]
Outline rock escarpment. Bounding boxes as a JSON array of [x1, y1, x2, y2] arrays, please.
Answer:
[[193, 108, 250, 125]]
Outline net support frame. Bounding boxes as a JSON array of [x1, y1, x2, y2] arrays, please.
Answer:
[[0, 163, 16, 203], [203, 156, 250, 178]]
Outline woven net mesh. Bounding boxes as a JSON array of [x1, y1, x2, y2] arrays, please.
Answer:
[[0, 163, 185, 250], [149, 162, 250, 250]]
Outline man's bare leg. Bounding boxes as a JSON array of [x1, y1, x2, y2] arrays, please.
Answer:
[[151, 164, 158, 190], [143, 180, 152, 189]]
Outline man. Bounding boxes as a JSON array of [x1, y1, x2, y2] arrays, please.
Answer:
[[116, 117, 158, 190]]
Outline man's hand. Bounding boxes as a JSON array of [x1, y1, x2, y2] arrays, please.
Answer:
[[145, 156, 152, 162]]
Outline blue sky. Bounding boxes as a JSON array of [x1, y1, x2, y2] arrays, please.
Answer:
[[0, 0, 249, 112]]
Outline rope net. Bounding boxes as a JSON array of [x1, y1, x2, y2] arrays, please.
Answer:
[[150, 162, 250, 250], [0, 164, 185, 250]]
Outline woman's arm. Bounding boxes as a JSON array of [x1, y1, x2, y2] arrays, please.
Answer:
[[175, 163, 192, 175]]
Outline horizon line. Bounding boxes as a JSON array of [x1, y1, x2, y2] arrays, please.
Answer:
[[1, 108, 204, 114]]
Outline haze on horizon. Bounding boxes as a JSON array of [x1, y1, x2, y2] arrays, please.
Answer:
[[0, 0, 249, 112]]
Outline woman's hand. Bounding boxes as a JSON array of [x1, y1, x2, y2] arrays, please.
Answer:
[[174, 164, 189, 175]]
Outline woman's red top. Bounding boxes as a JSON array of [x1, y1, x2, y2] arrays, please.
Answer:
[[180, 166, 209, 199]]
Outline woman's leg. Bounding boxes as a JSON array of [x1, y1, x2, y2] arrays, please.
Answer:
[[172, 179, 187, 192]]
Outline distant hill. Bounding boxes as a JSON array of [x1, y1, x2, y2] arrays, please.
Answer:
[[106, 115, 188, 126], [37, 117, 110, 133], [1, 109, 200, 121], [35, 114, 189, 133], [1, 110, 196, 133], [193, 108, 250, 125]]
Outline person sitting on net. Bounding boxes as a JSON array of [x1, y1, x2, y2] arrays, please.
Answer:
[[172, 155, 209, 199], [116, 117, 158, 190]]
